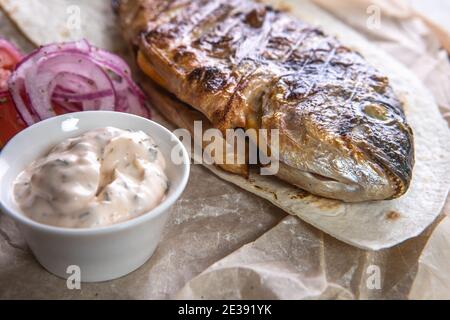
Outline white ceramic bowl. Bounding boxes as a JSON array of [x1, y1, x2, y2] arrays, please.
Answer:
[[0, 111, 190, 282]]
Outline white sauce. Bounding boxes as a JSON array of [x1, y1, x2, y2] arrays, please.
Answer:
[[13, 127, 168, 228]]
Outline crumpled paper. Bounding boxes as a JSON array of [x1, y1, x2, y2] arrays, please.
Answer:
[[0, 0, 449, 299], [410, 219, 450, 298], [409, 202, 450, 299], [176, 215, 442, 299]]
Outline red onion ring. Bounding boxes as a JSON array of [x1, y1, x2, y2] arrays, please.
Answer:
[[28, 53, 115, 119], [55, 100, 83, 112], [8, 76, 38, 124], [52, 88, 114, 102], [7, 39, 151, 125]]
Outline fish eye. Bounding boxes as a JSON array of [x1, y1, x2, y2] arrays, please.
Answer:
[[361, 103, 390, 121]]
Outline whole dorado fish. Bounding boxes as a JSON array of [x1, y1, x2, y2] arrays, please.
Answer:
[[115, 0, 414, 202]]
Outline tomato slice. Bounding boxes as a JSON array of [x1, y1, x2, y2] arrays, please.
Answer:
[[0, 68, 12, 91], [0, 49, 18, 67], [0, 94, 27, 148], [0, 39, 23, 147], [0, 44, 22, 90]]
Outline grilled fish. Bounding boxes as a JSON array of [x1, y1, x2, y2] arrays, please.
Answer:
[[116, 0, 414, 202]]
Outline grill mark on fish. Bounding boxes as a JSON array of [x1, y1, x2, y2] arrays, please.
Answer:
[[219, 67, 260, 127], [150, 0, 186, 26], [146, 0, 217, 47], [179, 1, 224, 38], [215, 8, 278, 124], [281, 28, 314, 63], [304, 46, 337, 97], [214, 8, 311, 127], [190, 3, 237, 40], [344, 74, 362, 104], [233, 17, 273, 64], [156, 0, 178, 18]]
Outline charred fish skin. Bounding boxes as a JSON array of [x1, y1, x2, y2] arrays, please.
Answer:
[[116, 0, 414, 202]]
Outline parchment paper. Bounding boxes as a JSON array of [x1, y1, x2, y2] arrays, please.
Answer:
[[0, 0, 449, 299]]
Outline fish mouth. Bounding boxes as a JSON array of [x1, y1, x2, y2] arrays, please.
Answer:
[[266, 128, 412, 201], [258, 120, 402, 202], [276, 160, 397, 202], [267, 120, 408, 202]]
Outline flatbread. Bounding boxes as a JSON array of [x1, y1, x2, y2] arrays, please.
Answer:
[[0, 0, 125, 53], [2, 0, 449, 250]]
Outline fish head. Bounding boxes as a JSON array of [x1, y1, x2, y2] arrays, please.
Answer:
[[261, 72, 414, 202]]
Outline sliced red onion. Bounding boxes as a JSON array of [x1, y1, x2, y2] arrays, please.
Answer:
[[52, 88, 114, 102], [7, 39, 151, 125], [89, 48, 145, 99], [8, 75, 39, 124], [41, 55, 113, 117], [55, 100, 83, 112], [52, 73, 98, 96]]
